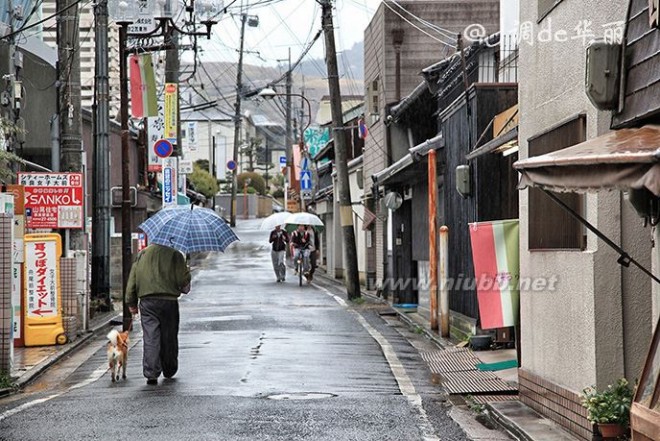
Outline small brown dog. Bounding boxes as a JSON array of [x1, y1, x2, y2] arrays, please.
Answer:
[[107, 329, 129, 382]]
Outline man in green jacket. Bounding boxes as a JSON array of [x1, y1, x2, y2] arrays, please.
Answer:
[[126, 243, 191, 385]]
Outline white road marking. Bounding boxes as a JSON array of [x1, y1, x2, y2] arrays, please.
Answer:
[[317, 284, 440, 441], [0, 362, 109, 423], [0, 394, 60, 423]]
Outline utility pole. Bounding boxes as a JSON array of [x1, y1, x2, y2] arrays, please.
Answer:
[[4, 0, 19, 158], [320, 0, 360, 299], [91, 0, 111, 309], [58, 0, 84, 251], [284, 50, 293, 210], [230, 12, 248, 227]]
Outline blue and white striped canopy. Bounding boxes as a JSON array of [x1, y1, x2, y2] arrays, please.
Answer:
[[138, 206, 239, 253]]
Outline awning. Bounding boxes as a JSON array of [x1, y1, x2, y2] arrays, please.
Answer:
[[514, 125, 660, 196], [466, 127, 518, 160], [514, 124, 660, 285], [371, 133, 444, 186]]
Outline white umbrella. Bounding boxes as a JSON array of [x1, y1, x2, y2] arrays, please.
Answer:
[[260, 211, 293, 231], [284, 212, 324, 233]]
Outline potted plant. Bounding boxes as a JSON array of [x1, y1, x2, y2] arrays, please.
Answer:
[[581, 378, 633, 438]]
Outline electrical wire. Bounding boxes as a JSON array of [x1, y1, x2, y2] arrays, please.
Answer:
[[0, 0, 85, 41], [379, 1, 456, 48], [385, 0, 459, 42]]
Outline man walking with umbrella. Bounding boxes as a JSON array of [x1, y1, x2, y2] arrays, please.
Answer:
[[126, 244, 191, 385], [131, 205, 239, 385], [269, 224, 289, 282]]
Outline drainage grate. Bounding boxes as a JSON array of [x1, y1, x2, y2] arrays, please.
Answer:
[[266, 392, 337, 400], [440, 370, 518, 395], [421, 349, 481, 373]]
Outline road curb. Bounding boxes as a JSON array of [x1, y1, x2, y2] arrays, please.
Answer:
[[0, 312, 121, 398]]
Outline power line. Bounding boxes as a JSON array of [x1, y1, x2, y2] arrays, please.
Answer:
[[0, 0, 87, 41]]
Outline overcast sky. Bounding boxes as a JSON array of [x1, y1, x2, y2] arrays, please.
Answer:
[[191, 0, 382, 66]]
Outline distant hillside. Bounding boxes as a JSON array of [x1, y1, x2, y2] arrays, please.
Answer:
[[289, 41, 364, 83], [183, 41, 365, 124]]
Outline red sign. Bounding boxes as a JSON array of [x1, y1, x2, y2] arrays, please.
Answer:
[[18, 173, 84, 229]]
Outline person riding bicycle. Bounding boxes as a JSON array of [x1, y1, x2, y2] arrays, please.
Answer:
[[290, 224, 313, 280]]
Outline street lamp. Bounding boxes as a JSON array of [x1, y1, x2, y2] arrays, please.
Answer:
[[109, 0, 224, 331], [258, 87, 312, 211]]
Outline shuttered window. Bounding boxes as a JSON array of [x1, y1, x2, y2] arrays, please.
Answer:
[[527, 114, 586, 250]]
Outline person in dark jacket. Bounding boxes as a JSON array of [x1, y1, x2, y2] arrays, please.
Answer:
[[269, 225, 289, 282], [126, 244, 191, 385]]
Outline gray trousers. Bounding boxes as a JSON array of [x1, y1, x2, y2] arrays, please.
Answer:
[[139, 297, 180, 379], [271, 250, 286, 280]]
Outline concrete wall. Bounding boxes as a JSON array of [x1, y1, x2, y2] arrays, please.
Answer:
[[179, 119, 235, 178], [518, 0, 633, 391]]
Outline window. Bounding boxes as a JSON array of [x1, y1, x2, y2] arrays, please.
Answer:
[[528, 114, 586, 250], [369, 78, 380, 124]]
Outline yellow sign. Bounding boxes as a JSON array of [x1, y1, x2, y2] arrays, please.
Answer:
[[23, 233, 66, 346], [164, 83, 178, 142]]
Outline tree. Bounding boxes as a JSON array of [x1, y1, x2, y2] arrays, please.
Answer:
[[237, 171, 266, 195], [195, 159, 210, 173], [0, 116, 25, 182], [188, 163, 219, 200]]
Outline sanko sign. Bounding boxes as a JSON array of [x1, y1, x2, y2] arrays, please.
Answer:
[[18, 173, 84, 230]]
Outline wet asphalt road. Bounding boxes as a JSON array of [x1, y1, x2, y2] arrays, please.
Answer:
[[0, 219, 470, 441]]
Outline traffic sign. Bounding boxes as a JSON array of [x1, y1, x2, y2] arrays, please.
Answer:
[[300, 170, 312, 190], [162, 157, 177, 207], [279, 155, 286, 170], [227, 159, 237, 171], [300, 156, 310, 171], [301, 190, 312, 200], [154, 139, 173, 158]]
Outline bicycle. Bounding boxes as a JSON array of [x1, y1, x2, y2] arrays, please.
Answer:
[[294, 248, 311, 286]]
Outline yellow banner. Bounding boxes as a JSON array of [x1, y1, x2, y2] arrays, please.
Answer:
[[164, 83, 178, 142]]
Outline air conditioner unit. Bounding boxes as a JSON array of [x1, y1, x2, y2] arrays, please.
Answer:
[[585, 40, 621, 110]]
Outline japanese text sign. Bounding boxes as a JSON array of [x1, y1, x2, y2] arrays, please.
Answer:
[[18, 172, 84, 229], [24, 234, 62, 319]]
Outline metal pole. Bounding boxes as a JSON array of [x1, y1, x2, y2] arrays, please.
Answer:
[[428, 149, 438, 331], [285, 56, 294, 211], [230, 13, 248, 227], [119, 23, 132, 332], [243, 180, 248, 219], [212, 135, 216, 209], [58, 0, 84, 255], [320, 0, 360, 299], [92, 0, 111, 308], [439, 225, 450, 337]]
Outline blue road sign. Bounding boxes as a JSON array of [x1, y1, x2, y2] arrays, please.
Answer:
[[154, 139, 173, 158], [300, 170, 312, 190], [163, 167, 174, 204], [227, 159, 237, 171], [279, 155, 286, 165]]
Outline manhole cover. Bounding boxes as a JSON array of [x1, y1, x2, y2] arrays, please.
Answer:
[[267, 392, 337, 400]]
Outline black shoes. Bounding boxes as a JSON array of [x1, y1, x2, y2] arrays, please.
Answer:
[[146, 378, 158, 385]]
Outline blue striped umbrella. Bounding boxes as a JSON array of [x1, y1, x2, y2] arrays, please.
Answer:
[[138, 206, 239, 253]]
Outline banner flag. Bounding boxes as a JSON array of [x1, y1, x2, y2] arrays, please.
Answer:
[[129, 54, 158, 118], [129, 55, 143, 118], [141, 54, 158, 117], [469, 219, 520, 329]]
